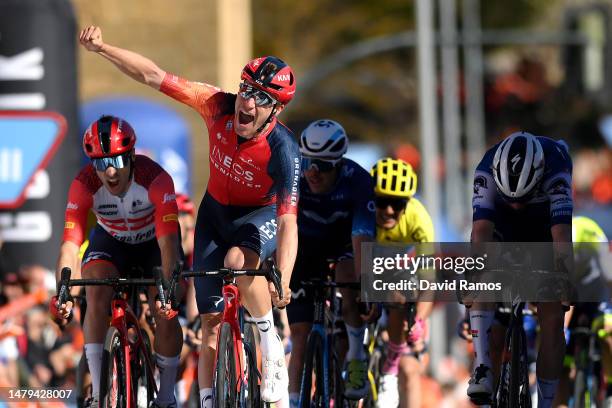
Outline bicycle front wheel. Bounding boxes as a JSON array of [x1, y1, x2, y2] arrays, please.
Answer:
[[300, 332, 325, 408], [131, 328, 155, 408], [243, 322, 260, 408], [100, 326, 127, 408], [215, 322, 237, 407]]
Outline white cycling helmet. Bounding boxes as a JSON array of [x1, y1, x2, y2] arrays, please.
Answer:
[[299, 119, 348, 159], [492, 131, 545, 200]]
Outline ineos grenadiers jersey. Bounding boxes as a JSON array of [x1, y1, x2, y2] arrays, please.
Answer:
[[63, 155, 179, 245], [472, 136, 573, 228], [298, 158, 376, 240], [159, 74, 300, 216]]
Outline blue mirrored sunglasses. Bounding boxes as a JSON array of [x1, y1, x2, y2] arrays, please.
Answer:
[[239, 82, 276, 107], [92, 153, 131, 171], [301, 157, 341, 173]]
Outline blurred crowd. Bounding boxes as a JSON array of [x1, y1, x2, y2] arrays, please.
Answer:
[[0, 262, 82, 391]]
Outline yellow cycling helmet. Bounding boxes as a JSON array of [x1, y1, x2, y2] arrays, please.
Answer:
[[371, 158, 418, 198]]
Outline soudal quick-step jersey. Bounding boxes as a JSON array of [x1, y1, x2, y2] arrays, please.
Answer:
[[63, 155, 179, 245], [159, 74, 300, 216]]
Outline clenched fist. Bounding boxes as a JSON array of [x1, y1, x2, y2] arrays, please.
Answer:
[[79, 25, 105, 52]]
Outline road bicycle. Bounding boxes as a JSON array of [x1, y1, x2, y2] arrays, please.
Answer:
[[182, 262, 283, 408], [57, 265, 180, 408], [569, 322, 606, 408], [297, 265, 368, 408]]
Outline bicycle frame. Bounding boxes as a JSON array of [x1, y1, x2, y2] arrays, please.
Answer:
[[298, 280, 342, 407], [109, 295, 158, 408]]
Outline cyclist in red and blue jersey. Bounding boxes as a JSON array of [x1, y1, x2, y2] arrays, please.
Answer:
[[79, 26, 300, 406], [286, 119, 376, 406], [468, 131, 573, 408], [52, 115, 183, 408]]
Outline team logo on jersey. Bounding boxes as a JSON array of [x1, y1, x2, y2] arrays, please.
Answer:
[[163, 193, 176, 204], [226, 121, 233, 131], [67, 202, 78, 210], [474, 175, 488, 194], [132, 199, 143, 208], [548, 178, 571, 196], [163, 214, 178, 222], [64, 221, 75, 229]]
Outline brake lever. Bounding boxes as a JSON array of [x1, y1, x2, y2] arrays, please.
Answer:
[[57, 267, 72, 307]]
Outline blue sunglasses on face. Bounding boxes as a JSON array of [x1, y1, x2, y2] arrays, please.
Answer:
[[239, 82, 276, 107], [301, 157, 341, 173], [92, 153, 131, 171]]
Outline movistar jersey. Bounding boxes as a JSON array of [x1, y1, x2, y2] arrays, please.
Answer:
[[298, 158, 376, 240]]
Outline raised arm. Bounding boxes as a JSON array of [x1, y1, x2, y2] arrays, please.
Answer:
[[79, 25, 165, 89]]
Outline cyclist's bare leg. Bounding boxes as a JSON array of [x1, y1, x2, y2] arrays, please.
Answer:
[[82, 262, 119, 398], [198, 312, 220, 388], [536, 302, 565, 407], [398, 354, 422, 408], [226, 245, 288, 402], [287, 322, 312, 394], [335, 259, 361, 328]]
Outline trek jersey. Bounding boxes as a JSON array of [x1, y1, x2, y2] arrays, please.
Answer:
[[159, 74, 300, 216], [298, 158, 376, 240], [63, 155, 179, 245], [472, 136, 573, 229]]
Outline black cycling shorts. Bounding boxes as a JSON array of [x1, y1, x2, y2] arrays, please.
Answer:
[[193, 193, 278, 314], [286, 235, 353, 325]]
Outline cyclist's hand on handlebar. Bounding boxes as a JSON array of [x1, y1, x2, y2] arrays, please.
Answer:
[[49, 295, 73, 326], [154, 298, 178, 320], [269, 279, 291, 309], [79, 26, 105, 52]]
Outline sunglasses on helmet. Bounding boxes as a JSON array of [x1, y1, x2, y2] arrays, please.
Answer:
[[239, 82, 276, 107], [92, 152, 131, 171], [301, 157, 341, 173], [374, 196, 408, 211]]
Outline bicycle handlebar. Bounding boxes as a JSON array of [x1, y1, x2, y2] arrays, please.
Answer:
[[183, 262, 284, 302]]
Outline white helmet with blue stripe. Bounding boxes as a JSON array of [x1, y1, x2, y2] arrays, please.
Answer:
[[299, 119, 348, 159]]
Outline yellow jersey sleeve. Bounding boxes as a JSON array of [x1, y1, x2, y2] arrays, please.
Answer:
[[376, 197, 435, 244]]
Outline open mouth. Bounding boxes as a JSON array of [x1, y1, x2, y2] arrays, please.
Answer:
[[238, 111, 254, 125], [107, 179, 119, 188]]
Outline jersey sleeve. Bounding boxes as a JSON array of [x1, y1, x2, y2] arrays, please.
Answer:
[[350, 167, 376, 237], [269, 133, 301, 217], [159, 73, 226, 128], [147, 171, 180, 239], [62, 178, 93, 245], [472, 148, 497, 222], [541, 141, 573, 225]]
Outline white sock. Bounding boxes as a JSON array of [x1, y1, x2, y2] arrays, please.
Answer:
[[537, 377, 559, 408], [252, 308, 279, 356], [469, 310, 494, 369], [156, 354, 180, 404], [84, 343, 103, 397], [289, 392, 300, 408], [199, 388, 213, 408], [345, 323, 366, 360]]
